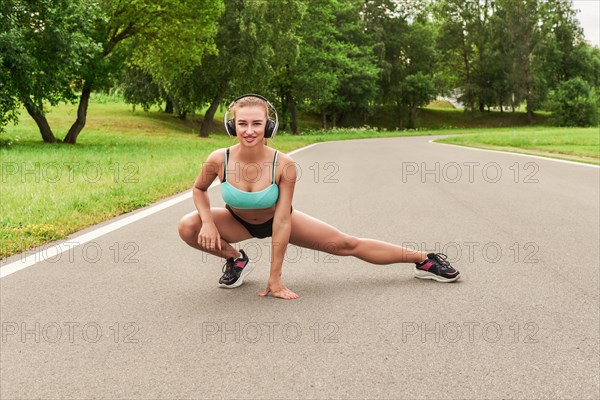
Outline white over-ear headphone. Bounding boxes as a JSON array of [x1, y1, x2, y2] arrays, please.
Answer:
[[223, 94, 279, 138]]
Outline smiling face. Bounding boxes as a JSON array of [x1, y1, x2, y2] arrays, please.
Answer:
[[233, 105, 268, 147]]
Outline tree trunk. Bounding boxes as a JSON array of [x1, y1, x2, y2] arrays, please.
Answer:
[[396, 100, 404, 130], [526, 100, 533, 123], [278, 92, 288, 131], [24, 100, 57, 143], [525, 70, 533, 124], [165, 97, 173, 114], [479, 102, 485, 112], [288, 94, 298, 134], [461, 31, 473, 111], [321, 111, 327, 130], [200, 92, 223, 138], [408, 104, 417, 129], [63, 83, 92, 144], [511, 91, 516, 112]]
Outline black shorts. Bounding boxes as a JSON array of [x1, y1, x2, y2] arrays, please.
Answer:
[[225, 204, 293, 239]]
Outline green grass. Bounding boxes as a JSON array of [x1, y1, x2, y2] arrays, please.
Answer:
[[426, 100, 456, 109], [1, 96, 596, 258], [435, 127, 600, 165]]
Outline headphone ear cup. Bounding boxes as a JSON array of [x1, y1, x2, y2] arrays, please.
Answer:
[[265, 119, 275, 138], [226, 119, 236, 136]]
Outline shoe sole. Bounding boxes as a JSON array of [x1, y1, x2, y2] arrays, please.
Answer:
[[218, 261, 255, 289], [414, 269, 461, 283]]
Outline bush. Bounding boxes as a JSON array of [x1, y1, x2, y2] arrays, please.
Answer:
[[548, 78, 599, 127]]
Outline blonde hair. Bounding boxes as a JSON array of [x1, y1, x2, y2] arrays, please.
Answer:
[[232, 96, 270, 120], [231, 96, 271, 144]]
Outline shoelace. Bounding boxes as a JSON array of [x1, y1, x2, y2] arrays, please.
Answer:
[[221, 258, 235, 278], [431, 253, 452, 269]]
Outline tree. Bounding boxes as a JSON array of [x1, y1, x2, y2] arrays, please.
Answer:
[[287, 0, 379, 130], [434, 0, 480, 112], [63, 0, 223, 143], [365, 0, 436, 128], [0, 0, 223, 143], [547, 77, 598, 126], [0, 53, 19, 135], [0, 0, 100, 142], [118, 66, 163, 112]]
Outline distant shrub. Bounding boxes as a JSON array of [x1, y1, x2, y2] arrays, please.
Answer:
[[547, 78, 599, 127]]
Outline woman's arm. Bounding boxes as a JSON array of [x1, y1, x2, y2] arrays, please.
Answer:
[[192, 150, 223, 251], [258, 153, 299, 299]]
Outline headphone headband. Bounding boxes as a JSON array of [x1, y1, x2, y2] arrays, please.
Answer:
[[223, 94, 279, 138]]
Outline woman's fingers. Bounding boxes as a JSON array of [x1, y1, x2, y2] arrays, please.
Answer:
[[198, 234, 220, 251]]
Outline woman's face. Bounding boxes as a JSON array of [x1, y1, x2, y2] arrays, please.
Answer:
[[234, 105, 268, 147]]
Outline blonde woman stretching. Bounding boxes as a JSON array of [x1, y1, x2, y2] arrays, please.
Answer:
[[178, 94, 460, 300]]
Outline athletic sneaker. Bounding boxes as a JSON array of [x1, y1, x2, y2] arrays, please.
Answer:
[[218, 249, 255, 288], [414, 253, 461, 282]]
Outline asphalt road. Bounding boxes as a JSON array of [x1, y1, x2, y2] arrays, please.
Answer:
[[1, 136, 599, 399]]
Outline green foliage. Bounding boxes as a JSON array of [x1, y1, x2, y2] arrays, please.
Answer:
[[364, 0, 436, 127], [547, 77, 599, 127], [3, 0, 599, 138], [0, 53, 19, 134], [118, 66, 163, 111], [0, 0, 101, 126], [290, 0, 379, 127], [0, 0, 223, 141]]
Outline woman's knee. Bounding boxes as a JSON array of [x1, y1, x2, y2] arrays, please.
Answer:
[[178, 213, 201, 241], [334, 234, 360, 256]]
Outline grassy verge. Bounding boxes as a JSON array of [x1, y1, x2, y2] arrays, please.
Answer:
[[1, 98, 595, 258], [435, 127, 599, 165]]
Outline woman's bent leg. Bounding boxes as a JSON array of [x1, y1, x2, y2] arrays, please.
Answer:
[[178, 208, 253, 259]]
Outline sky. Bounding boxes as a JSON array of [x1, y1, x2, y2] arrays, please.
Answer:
[[572, 0, 600, 47]]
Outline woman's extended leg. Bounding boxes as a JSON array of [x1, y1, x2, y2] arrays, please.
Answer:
[[288, 210, 427, 264], [178, 208, 253, 259]]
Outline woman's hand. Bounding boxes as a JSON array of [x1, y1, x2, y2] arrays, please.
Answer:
[[198, 222, 221, 252], [258, 277, 299, 300]]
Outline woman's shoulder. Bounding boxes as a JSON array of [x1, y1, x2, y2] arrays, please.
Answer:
[[274, 149, 294, 165], [206, 147, 228, 162]]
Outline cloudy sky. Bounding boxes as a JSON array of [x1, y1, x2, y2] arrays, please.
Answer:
[[572, 0, 600, 47]]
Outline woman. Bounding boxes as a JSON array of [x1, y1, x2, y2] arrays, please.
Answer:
[[178, 95, 460, 300]]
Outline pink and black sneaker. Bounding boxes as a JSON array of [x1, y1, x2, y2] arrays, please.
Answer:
[[218, 249, 255, 288], [415, 253, 461, 282]]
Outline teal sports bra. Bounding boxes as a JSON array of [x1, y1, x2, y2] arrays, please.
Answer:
[[221, 148, 280, 210]]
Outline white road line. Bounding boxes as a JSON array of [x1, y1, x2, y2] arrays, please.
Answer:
[[0, 143, 322, 279], [430, 139, 600, 168]]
